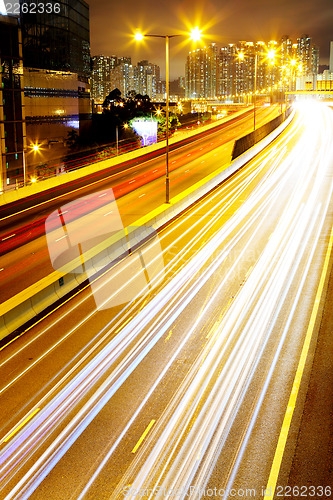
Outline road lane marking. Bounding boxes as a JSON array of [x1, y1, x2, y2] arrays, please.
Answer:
[[139, 193, 146, 198], [264, 222, 333, 499], [132, 419, 156, 453], [55, 235, 68, 242], [2, 234, 16, 241], [164, 330, 173, 342], [129, 180, 136, 184], [246, 265, 253, 278], [3, 408, 40, 443]]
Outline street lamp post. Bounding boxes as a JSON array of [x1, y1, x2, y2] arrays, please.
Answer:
[[165, 34, 171, 202], [239, 47, 278, 132], [254, 52, 258, 131], [239, 50, 258, 132], [135, 33, 178, 203], [135, 28, 201, 204], [22, 149, 27, 187]]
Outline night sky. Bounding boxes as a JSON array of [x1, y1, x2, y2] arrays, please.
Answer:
[[90, 0, 332, 79]]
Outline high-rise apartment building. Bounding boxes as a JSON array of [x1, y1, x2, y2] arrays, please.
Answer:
[[316, 42, 332, 91], [311, 44, 320, 75], [91, 55, 118, 103], [110, 58, 161, 99], [297, 34, 312, 74], [217, 45, 233, 97], [215, 41, 279, 98], [206, 44, 218, 98], [187, 36, 317, 99], [186, 48, 205, 98], [185, 44, 217, 98], [294, 34, 319, 90], [111, 60, 134, 98], [169, 78, 185, 99], [280, 36, 293, 66], [118, 57, 132, 66], [133, 60, 161, 98]]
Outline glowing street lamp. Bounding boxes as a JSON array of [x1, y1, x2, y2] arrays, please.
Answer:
[[267, 48, 276, 64], [190, 27, 202, 42], [134, 32, 144, 41], [31, 143, 41, 152], [25, 143, 41, 186], [135, 28, 202, 203]]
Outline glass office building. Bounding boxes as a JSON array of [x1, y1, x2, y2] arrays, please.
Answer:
[[0, 14, 25, 190], [20, 0, 90, 81]]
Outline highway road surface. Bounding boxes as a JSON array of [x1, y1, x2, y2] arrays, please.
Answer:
[[1, 101, 333, 499], [0, 104, 279, 303]]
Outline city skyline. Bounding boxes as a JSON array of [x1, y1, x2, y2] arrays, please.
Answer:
[[90, 0, 332, 78]]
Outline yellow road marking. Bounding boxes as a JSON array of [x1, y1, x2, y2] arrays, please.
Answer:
[[164, 330, 173, 342], [206, 320, 221, 340], [131, 419, 156, 454], [246, 265, 253, 278], [264, 223, 333, 499], [3, 408, 40, 443]]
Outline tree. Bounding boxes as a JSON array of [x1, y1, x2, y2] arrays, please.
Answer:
[[126, 90, 137, 101], [66, 129, 79, 149], [156, 113, 180, 138], [103, 88, 123, 109]]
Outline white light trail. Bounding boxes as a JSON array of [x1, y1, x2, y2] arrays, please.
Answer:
[[2, 102, 333, 499]]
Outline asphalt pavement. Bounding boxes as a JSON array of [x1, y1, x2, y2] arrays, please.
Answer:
[[0, 105, 279, 303], [1, 102, 333, 499]]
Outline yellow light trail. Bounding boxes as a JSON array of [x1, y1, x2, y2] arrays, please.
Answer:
[[264, 195, 333, 500], [3, 408, 40, 444], [4, 103, 331, 499]]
